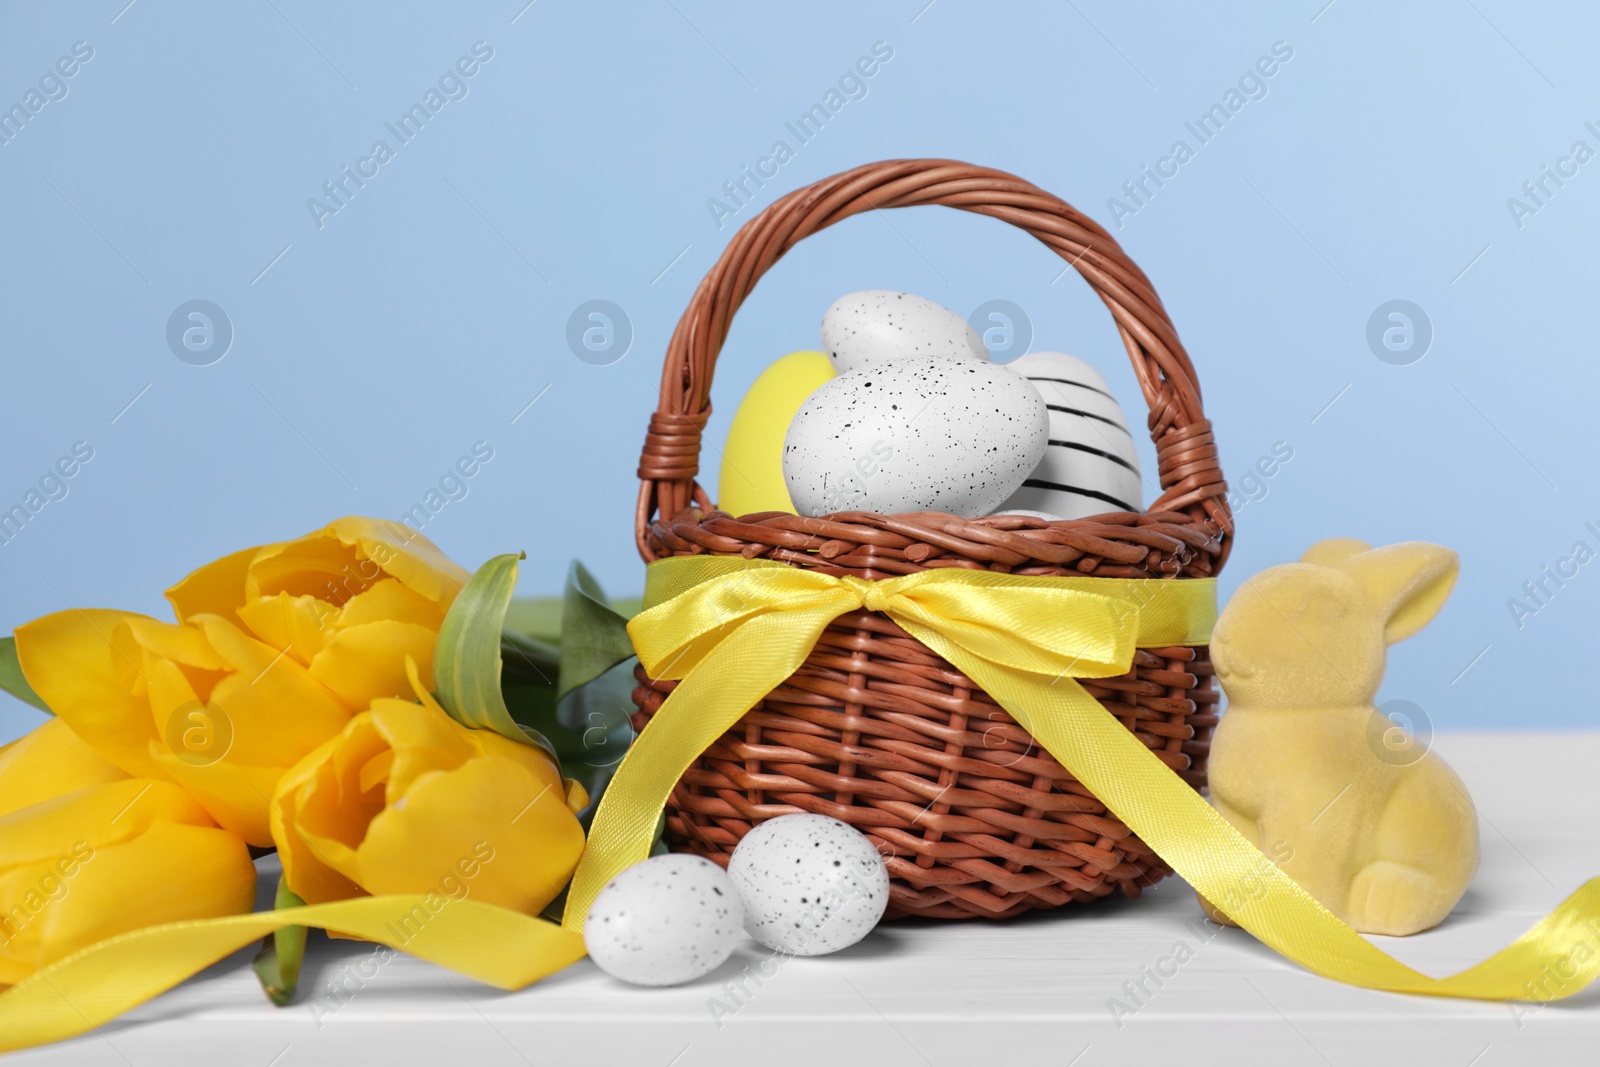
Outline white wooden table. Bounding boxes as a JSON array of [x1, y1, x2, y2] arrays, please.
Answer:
[[13, 734, 1599, 1067]]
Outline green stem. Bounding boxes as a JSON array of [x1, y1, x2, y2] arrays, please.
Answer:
[[251, 878, 308, 1007]]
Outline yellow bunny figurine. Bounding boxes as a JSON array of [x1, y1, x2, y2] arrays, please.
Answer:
[[1203, 538, 1480, 936]]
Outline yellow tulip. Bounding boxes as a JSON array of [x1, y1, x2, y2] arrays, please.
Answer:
[[13, 518, 471, 846], [0, 719, 128, 820], [718, 350, 835, 517], [0, 779, 255, 984], [271, 692, 586, 920]]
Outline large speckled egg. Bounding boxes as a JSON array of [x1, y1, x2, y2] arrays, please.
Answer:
[[996, 350, 1145, 520], [783, 356, 1048, 517], [727, 814, 890, 956], [583, 854, 745, 986], [821, 290, 988, 374]]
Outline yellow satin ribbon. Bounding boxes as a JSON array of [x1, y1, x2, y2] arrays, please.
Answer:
[[4, 556, 1597, 1053], [0, 895, 585, 1054], [567, 555, 1600, 1003]]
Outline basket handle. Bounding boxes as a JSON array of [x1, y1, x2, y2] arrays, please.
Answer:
[[634, 158, 1229, 561]]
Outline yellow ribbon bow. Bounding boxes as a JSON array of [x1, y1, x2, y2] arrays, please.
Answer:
[[564, 555, 1214, 923], [567, 555, 1600, 1004]]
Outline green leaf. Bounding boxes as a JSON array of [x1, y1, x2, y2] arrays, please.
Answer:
[[501, 673, 560, 734], [500, 631, 560, 685], [506, 655, 639, 810], [505, 593, 641, 649], [552, 657, 639, 805], [499, 561, 643, 810], [0, 637, 48, 713], [252, 878, 307, 1007], [557, 561, 635, 700], [434, 552, 555, 754], [502, 596, 565, 646]]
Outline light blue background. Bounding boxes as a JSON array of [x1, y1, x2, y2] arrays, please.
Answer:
[[1, 0, 1595, 743]]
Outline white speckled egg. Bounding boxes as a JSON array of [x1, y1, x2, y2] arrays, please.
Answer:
[[727, 814, 890, 956], [583, 854, 745, 986], [996, 350, 1145, 520], [783, 357, 1047, 517], [821, 290, 988, 374]]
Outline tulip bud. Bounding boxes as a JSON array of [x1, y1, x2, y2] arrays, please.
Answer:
[[271, 698, 586, 917], [0, 718, 127, 820], [0, 780, 255, 982], [14, 517, 473, 846]]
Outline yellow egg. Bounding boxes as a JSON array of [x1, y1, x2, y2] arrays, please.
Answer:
[[717, 351, 835, 517]]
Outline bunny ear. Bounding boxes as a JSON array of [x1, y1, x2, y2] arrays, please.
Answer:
[[1300, 538, 1372, 567], [1342, 542, 1460, 645]]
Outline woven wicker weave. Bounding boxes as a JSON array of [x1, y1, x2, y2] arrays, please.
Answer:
[[630, 159, 1232, 920]]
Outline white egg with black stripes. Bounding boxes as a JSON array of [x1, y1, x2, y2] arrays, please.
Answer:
[[994, 351, 1144, 520]]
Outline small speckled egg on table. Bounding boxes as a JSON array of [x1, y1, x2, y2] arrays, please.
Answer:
[[821, 290, 988, 373], [727, 813, 891, 956], [783, 356, 1048, 517], [583, 853, 745, 986]]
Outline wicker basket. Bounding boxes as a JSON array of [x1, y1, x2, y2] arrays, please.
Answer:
[[629, 159, 1232, 920]]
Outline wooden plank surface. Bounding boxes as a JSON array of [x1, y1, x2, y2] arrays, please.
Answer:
[[11, 732, 1600, 1066]]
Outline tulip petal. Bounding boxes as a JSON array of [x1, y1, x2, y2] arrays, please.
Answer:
[[165, 545, 263, 626], [309, 621, 438, 709], [0, 779, 212, 872], [405, 656, 450, 718], [270, 713, 394, 901], [247, 529, 381, 604], [122, 619, 230, 715], [187, 614, 351, 757], [118, 618, 225, 671], [472, 725, 566, 794], [14, 610, 163, 778], [0, 720, 128, 820], [0, 862, 62, 982], [333, 578, 444, 632], [150, 754, 288, 848], [140, 653, 203, 749], [363, 699, 562, 812], [34, 822, 256, 969], [329, 517, 471, 609], [365, 699, 474, 802], [270, 734, 364, 905], [237, 592, 336, 667], [203, 675, 346, 770], [320, 717, 390, 848], [357, 757, 585, 915]]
